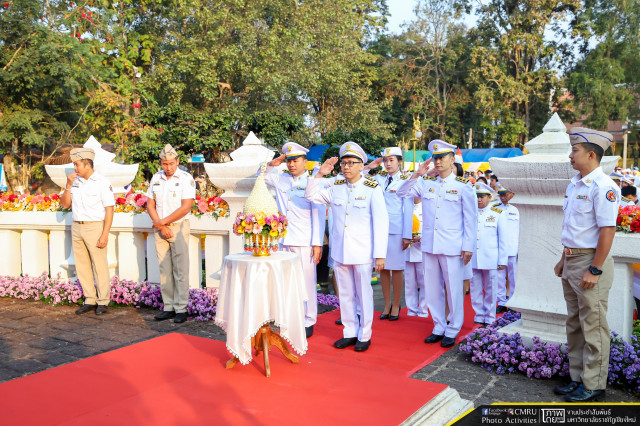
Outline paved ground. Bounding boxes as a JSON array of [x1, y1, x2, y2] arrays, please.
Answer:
[[0, 283, 637, 407]]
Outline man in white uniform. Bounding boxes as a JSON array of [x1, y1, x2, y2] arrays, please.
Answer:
[[146, 144, 196, 324], [493, 184, 520, 313], [553, 127, 619, 402], [397, 140, 477, 347], [61, 148, 115, 315], [261, 142, 326, 338], [305, 142, 389, 352], [471, 182, 507, 325]]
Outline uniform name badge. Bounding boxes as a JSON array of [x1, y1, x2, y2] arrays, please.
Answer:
[[355, 196, 366, 200]]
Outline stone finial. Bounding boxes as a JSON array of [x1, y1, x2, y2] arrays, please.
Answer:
[[542, 113, 567, 133], [524, 113, 570, 155]]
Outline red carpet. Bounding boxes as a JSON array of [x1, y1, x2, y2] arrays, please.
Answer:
[[0, 294, 480, 425], [310, 293, 480, 377]]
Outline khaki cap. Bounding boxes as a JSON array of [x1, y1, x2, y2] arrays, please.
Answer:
[[568, 127, 613, 151], [159, 144, 178, 160], [70, 148, 95, 162]]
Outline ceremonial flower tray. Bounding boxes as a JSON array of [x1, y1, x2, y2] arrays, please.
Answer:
[[233, 212, 288, 256]]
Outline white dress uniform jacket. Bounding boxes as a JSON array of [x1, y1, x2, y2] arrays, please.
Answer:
[[373, 172, 413, 239], [69, 172, 115, 221], [147, 169, 196, 221], [472, 206, 508, 270], [263, 167, 325, 247], [397, 173, 477, 255], [305, 175, 389, 264], [493, 202, 520, 257], [561, 167, 620, 249]]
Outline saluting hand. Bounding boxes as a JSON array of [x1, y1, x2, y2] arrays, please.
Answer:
[[365, 157, 383, 170], [317, 157, 339, 177], [268, 154, 286, 167], [414, 158, 432, 177]]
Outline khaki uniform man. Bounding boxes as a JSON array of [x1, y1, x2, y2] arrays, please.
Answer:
[[553, 127, 619, 402], [146, 144, 196, 323], [61, 148, 115, 315]]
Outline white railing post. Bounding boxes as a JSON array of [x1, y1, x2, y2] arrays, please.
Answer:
[[0, 229, 22, 276], [21, 229, 49, 276]]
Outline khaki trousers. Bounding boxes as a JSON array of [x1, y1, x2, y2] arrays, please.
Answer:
[[561, 252, 613, 390], [155, 220, 190, 313], [72, 221, 111, 305]]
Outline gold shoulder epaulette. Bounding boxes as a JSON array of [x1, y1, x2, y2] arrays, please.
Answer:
[[282, 169, 291, 175], [456, 176, 469, 184], [364, 180, 378, 188], [364, 174, 375, 181], [492, 202, 501, 207], [334, 179, 346, 185], [378, 170, 388, 176], [423, 176, 436, 181], [400, 175, 408, 180], [491, 206, 503, 213], [622, 196, 631, 203]]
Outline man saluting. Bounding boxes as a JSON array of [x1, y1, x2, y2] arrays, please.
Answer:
[[305, 142, 388, 352], [397, 140, 477, 348]]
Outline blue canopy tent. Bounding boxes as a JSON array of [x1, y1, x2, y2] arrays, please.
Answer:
[[459, 148, 523, 162]]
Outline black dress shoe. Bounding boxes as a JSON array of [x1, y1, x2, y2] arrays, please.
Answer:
[[389, 306, 400, 321], [335, 318, 343, 325], [155, 311, 176, 321], [565, 384, 605, 402], [474, 321, 486, 325], [354, 340, 371, 352], [496, 305, 508, 314], [553, 381, 581, 395], [95, 305, 108, 315], [424, 334, 444, 344], [305, 325, 314, 338], [334, 337, 358, 349], [380, 306, 391, 320], [441, 336, 456, 348], [173, 313, 188, 323], [75, 304, 97, 315]]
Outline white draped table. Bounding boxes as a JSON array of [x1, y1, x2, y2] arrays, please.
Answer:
[[214, 251, 308, 376]]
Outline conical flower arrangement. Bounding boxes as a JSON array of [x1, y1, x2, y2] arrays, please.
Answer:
[[233, 165, 288, 256]]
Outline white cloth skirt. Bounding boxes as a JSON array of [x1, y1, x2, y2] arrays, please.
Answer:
[[384, 234, 405, 270]]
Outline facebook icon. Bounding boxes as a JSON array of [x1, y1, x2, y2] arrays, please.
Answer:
[[482, 408, 489, 415]]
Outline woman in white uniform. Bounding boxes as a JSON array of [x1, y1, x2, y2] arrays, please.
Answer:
[[367, 147, 413, 320]]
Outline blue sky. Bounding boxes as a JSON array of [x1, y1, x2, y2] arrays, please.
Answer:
[[386, 0, 418, 34]]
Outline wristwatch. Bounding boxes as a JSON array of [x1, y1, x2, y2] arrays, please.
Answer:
[[588, 265, 603, 276]]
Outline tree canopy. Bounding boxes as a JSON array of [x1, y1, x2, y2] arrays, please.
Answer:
[[0, 0, 637, 191]]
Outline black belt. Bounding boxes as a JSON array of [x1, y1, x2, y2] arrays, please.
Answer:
[[74, 221, 102, 224]]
